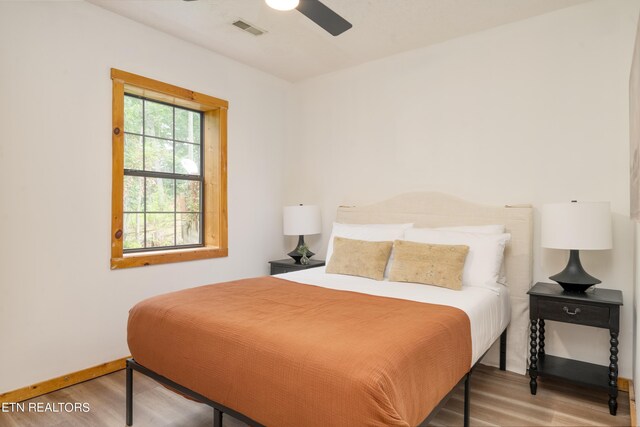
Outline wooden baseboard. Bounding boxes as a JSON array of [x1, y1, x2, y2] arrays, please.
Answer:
[[630, 379, 637, 427], [619, 377, 631, 393], [0, 356, 129, 404]]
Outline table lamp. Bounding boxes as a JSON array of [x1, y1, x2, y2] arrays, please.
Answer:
[[283, 204, 321, 264], [541, 201, 612, 292]]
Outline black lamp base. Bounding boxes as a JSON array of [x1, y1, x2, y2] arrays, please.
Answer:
[[288, 235, 315, 265], [550, 249, 601, 293]]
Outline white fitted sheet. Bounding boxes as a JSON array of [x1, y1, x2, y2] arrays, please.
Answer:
[[278, 267, 510, 366]]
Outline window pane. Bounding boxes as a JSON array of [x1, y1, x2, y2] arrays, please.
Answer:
[[176, 180, 200, 212], [123, 213, 144, 250], [177, 213, 200, 245], [175, 108, 201, 143], [124, 96, 143, 134], [144, 137, 173, 173], [146, 178, 174, 212], [146, 213, 175, 248], [175, 142, 201, 175], [124, 134, 143, 170], [124, 176, 144, 212], [144, 100, 173, 139]]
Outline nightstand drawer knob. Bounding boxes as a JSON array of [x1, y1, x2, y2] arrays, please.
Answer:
[[563, 306, 581, 316]]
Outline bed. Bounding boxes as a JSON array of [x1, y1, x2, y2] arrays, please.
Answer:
[[125, 192, 533, 427]]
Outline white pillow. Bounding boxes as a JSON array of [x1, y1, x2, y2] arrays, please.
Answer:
[[326, 223, 414, 277], [403, 228, 510, 288], [437, 224, 505, 234], [435, 225, 507, 284]]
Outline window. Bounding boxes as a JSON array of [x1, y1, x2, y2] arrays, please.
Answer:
[[123, 95, 204, 251], [111, 69, 228, 269]]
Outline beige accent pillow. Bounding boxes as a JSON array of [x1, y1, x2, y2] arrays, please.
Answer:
[[388, 240, 469, 290], [325, 237, 393, 281]]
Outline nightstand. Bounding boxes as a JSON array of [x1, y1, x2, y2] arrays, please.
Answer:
[[527, 282, 623, 415], [268, 258, 325, 275]]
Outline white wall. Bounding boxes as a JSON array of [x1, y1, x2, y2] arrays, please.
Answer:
[[286, 0, 640, 378], [630, 5, 640, 421], [0, 1, 290, 392]]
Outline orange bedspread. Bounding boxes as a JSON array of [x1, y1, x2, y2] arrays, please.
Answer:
[[128, 277, 471, 427]]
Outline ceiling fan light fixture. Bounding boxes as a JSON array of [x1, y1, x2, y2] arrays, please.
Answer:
[[265, 0, 299, 11]]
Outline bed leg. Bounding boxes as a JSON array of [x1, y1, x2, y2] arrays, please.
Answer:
[[213, 408, 222, 427], [464, 373, 470, 427], [126, 361, 133, 426], [500, 329, 507, 371]]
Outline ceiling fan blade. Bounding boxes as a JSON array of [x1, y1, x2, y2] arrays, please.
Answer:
[[296, 0, 352, 36]]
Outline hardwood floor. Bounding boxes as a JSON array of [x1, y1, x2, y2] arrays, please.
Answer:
[[0, 365, 630, 427]]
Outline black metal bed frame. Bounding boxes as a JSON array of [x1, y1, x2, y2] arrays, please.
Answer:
[[126, 329, 507, 427]]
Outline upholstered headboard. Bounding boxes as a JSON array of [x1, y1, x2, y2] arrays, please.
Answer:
[[335, 192, 533, 374]]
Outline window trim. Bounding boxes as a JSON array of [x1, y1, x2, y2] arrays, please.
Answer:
[[110, 68, 228, 269]]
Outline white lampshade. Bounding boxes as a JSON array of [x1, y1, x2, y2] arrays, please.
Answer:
[[541, 202, 612, 250], [283, 205, 321, 236], [265, 0, 299, 11]]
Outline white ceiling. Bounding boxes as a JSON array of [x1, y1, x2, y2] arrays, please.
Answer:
[[87, 0, 591, 82]]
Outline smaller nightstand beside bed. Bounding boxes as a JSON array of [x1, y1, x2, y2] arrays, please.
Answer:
[[269, 258, 325, 275], [527, 282, 623, 415]]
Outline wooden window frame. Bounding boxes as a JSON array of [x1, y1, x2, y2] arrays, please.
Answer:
[[110, 69, 228, 269]]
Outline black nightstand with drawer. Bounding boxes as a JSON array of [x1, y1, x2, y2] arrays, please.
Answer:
[[528, 282, 623, 415], [268, 258, 325, 275]]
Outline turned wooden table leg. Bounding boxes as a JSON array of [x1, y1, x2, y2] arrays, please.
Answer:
[[538, 319, 545, 359], [609, 330, 619, 416], [529, 319, 538, 395]]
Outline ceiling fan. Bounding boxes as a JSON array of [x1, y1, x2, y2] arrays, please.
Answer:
[[183, 0, 352, 37], [266, 0, 352, 36]]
